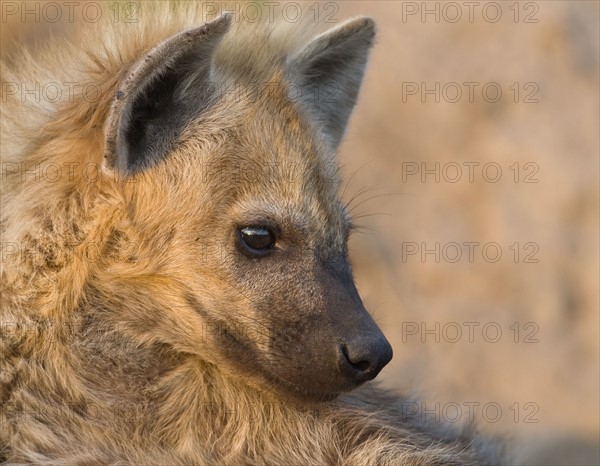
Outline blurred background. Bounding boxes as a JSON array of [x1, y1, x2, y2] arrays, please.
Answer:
[[339, 2, 599, 464], [2, 1, 598, 464]]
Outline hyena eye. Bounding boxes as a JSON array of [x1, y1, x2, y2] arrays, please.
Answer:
[[238, 226, 276, 257]]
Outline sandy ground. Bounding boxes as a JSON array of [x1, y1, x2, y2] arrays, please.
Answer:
[[2, 1, 598, 464]]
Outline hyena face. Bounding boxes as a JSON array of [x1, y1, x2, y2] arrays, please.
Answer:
[[104, 14, 392, 401]]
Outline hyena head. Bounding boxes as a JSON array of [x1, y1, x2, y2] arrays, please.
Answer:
[[103, 13, 392, 402]]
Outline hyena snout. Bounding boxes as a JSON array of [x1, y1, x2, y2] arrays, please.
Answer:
[[319, 264, 393, 387], [338, 333, 393, 384]]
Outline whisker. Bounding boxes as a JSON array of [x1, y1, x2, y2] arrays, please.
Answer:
[[343, 184, 389, 212], [340, 160, 375, 201], [349, 224, 379, 234], [347, 191, 407, 215], [351, 212, 392, 221]]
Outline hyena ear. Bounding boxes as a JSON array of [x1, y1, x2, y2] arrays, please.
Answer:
[[103, 13, 232, 174], [287, 17, 376, 150]]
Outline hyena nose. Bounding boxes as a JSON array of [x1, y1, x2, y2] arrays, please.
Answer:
[[338, 335, 393, 383]]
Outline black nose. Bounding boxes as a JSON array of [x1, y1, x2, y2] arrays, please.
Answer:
[[338, 335, 393, 383]]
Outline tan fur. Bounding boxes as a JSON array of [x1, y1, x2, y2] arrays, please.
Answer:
[[1, 2, 503, 464]]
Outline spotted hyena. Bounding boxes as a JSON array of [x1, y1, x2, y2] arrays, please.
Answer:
[[0, 2, 503, 464]]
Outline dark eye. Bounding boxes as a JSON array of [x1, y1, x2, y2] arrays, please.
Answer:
[[238, 226, 276, 257]]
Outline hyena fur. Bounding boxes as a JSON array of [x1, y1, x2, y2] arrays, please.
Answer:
[[0, 2, 504, 464]]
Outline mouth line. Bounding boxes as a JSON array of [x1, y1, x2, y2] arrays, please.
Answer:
[[184, 294, 343, 401], [213, 330, 344, 402], [263, 368, 342, 403], [216, 328, 344, 402]]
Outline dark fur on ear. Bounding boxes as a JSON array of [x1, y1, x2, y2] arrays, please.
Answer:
[[286, 17, 376, 150], [104, 13, 231, 174]]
